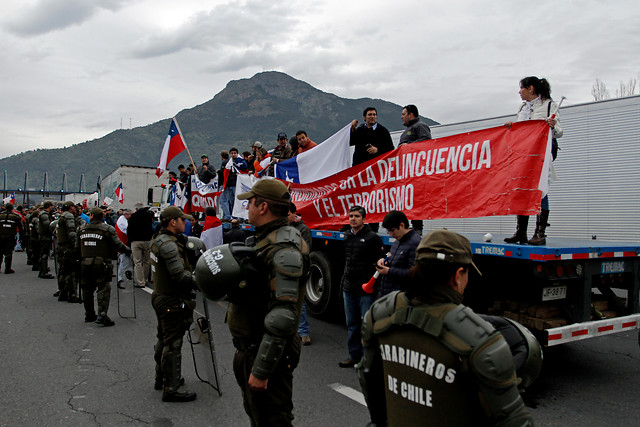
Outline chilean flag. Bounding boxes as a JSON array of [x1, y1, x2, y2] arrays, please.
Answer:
[[156, 118, 186, 177], [275, 123, 351, 184], [115, 183, 124, 203], [2, 192, 15, 205]]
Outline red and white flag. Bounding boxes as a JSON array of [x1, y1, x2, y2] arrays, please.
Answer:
[[156, 118, 186, 178], [115, 183, 124, 203]]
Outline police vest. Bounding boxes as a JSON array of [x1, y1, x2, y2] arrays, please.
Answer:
[[366, 292, 525, 427], [56, 212, 75, 246], [38, 212, 52, 237], [79, 223, 111, 259], [150, 232, 190, 297], [0, 212, 20, 238]]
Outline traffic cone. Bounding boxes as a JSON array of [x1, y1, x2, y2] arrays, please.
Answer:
[[362, 271, 380, 294]]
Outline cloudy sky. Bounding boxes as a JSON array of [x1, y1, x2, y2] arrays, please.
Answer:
[[1, 0, 639, 159]]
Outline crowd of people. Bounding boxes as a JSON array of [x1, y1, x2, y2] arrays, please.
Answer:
[[1, 80, 558, 424]]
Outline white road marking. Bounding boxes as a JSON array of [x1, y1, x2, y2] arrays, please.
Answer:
[[329, 383, 367, 406]]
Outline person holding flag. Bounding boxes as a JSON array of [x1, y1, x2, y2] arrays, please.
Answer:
[[220, 147, 248, 221]]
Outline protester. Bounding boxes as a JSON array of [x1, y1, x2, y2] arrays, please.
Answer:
[[296, 130, 317, 154], [200, 206, 223, 249], [198, 154, 216, 184], [350, 107, 395, 166], [219, 148, 248, 221], [376, 210, 421, 297], [504, 76, 563, 246], [253, 147, 271, 178], [339, 205, 384, 368], [223, 219, 245, 244], [289, 202, 313, 346], [398, 104, 431, 234], [128, 202, 154, 288], [268, 132, 293, 176], [115, 209, 133, 289]]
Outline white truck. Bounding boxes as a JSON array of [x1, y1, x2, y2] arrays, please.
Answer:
[[100, 165, 169, 212], [303, 95, 640, 346]]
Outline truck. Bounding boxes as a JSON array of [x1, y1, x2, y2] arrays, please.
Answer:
[[298, 95, 640, 346], [100, 165, 170, 212]]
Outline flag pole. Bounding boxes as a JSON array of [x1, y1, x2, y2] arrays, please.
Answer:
[[173, 117, 196, 169]]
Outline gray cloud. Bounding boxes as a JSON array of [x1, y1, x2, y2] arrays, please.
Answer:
[[130, 0, 296, 59], [4, 0, 133, 37]]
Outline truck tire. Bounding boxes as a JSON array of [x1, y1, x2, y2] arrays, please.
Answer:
[[305, 251, 340, 317]]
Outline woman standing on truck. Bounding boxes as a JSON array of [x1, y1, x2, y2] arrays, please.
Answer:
[[504, 76, 563, 246]]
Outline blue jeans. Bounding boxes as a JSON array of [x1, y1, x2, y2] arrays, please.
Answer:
[[220, 186, 235, 220], [343, 290, 375, 361], [298, 302, 310, 337], [541, 195, 549, 210]]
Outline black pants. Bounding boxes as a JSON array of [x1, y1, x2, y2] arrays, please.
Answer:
[[232, 337, 300, 427]]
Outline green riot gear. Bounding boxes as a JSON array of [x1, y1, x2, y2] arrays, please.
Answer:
[[185, 236, 206, 267], [195, 243, 256, 301]]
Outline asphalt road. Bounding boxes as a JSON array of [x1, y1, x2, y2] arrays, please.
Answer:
[[1, 251, 639, 426]]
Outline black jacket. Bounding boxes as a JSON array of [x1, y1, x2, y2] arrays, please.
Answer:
[[350, 123, 395, 165], [342, 224, 384, 293], [127, 207, 154, 242], [378, 229, 421, 297]]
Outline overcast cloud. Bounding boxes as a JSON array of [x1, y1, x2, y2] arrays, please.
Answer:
[[1, 0, 639, 159]]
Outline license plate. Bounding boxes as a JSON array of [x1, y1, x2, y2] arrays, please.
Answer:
[[601, 261, 625, 274], [542, 286, 567, 301]]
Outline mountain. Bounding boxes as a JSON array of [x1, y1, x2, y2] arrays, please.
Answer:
[[0, 72, 438, 192]]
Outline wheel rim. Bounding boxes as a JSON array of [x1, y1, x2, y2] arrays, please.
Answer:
[[306, 264, 325, 304]]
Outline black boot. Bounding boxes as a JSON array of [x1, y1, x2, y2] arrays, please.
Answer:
[[504, 215, 529, 244], [528, 210, 549, 246], [161, 343, 196, 402], [4, 255, 14, 273]]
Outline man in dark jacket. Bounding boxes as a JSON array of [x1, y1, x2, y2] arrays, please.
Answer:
[[128, 202, 154, 288], [340, 205, 385, 368], [198, 154, 216, 184], [350, 107, 395, 166], [376, 210, 421, 297]]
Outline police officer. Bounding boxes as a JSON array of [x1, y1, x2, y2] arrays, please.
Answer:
[[78, 207, 131, 326], [37, 201, 55, 279], [28, 205, 42, 271], [230, 179, 309, 425], [358, 229, 534, 426], [150, 206, 199, 402], [55, 201, 82, 302], [0, 203, 24, 274]]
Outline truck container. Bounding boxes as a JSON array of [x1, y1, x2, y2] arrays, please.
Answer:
[[100, 165, 169, 212]]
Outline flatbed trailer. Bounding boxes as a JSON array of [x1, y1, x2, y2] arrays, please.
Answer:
[[229, 223, 640, 347]]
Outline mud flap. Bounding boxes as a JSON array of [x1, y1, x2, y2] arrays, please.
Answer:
[[188, 292, 222, 396]]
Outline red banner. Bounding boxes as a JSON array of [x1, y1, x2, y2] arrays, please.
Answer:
[[290, 121, 551, 229]]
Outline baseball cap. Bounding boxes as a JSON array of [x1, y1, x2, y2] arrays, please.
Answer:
[[277, 132, 287, 140], [90, 207, 104, 217], [252, 141, 263, 148], [201, 154, 208, 158], [416, 229, 481, 276], [160, 206, 193, 222], [237, 179, 290, 203]]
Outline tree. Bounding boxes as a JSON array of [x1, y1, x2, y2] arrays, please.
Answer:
[[591, 78, 610, 101], [615, 78, 637, 98]]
